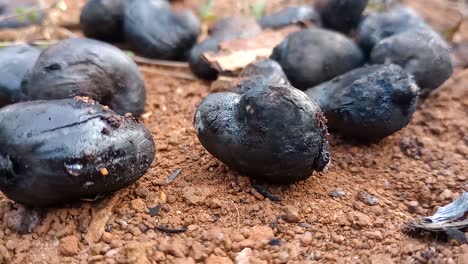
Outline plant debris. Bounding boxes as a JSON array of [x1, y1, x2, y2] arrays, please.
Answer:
[[166, 169, 182, 184]]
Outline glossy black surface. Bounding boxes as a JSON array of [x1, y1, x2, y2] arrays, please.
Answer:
[[0, 98, 155, 207]]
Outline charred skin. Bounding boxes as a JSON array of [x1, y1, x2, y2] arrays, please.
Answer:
[[0, 45, 40, 108], [370, 29, 453, 93], [305, 64, 420, 141], [189, 16, 262, 80], [194, 81, 330, 184], [315, 0, 368, 33], [233, 59, 290, 94], [259, 6, 320, 29], [0, 98, 155, 207], [124, 0, 200, 60], [271, 28, 364, 90], [357, 6, 429, 55], [21, 38, 146, 117], [80, 0, 125, 42]]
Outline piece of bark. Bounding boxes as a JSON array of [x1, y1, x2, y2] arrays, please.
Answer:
[[202, 26, 300, 74], [84, 190, 128, 244]]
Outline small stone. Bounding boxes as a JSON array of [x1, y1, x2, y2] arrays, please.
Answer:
[[285, 206, 301, 223], [370, 254, 394, 264], [301, 231, 313, 246], [130, 199, 147, 212], [59, 235, 80, 256], [329, 189, 346, 198], [278, 251, 290, 264], [331, 234, 345, 244], [407, 201, 419, 213], [101, 232, 113, 243], [440, 189, 453, 201], [370, 206, 383, 216], [167, 195, 177, 204], [205, 255, 233, 264], [5, 240, 16, 251], [235, 248, 253, 264], [364, 231, 383, 241], [16, 240, 31, 253], [358, 192, 380, 206], [458, 253, 468, 264], [0, 245, 10, 263], [249, 225, 275, 241]]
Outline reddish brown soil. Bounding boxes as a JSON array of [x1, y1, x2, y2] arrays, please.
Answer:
[[0, 1, 467, 264]]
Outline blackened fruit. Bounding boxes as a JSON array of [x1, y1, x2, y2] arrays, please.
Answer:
[[233, 59, 290, 94], [370, 29, 453, 93], [189, 16, 262, 80], [124, 0, 200, 60], [194, 81, 330, 184], [80, 0, 125, 42], [241, 59, 290, 85], [259, 6, 320, 29], [356, 7, 428, 55], [0, 0, 45, 29], [315, 0, 368, 33], [21, 38, 146, 117], [305, 64, 419, 141], [0, 45, 40, 108], [271, 28, 364, 90], [0, 97, 155, 207]]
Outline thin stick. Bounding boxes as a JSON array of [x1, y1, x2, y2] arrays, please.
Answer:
[[139, 66, 197, 81], [133, 56, 189, 68], [0, 0, 61, 22], [233, 201, 241, 230], [0, 40, 55, 47]]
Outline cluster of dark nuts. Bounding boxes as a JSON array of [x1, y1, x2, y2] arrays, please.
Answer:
[[80, 0, 200, 60], [0, 38, 156, 207], [193, 0, 453, 186]]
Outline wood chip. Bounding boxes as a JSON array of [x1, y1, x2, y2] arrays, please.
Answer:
[[84, 190, 127, 244]]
